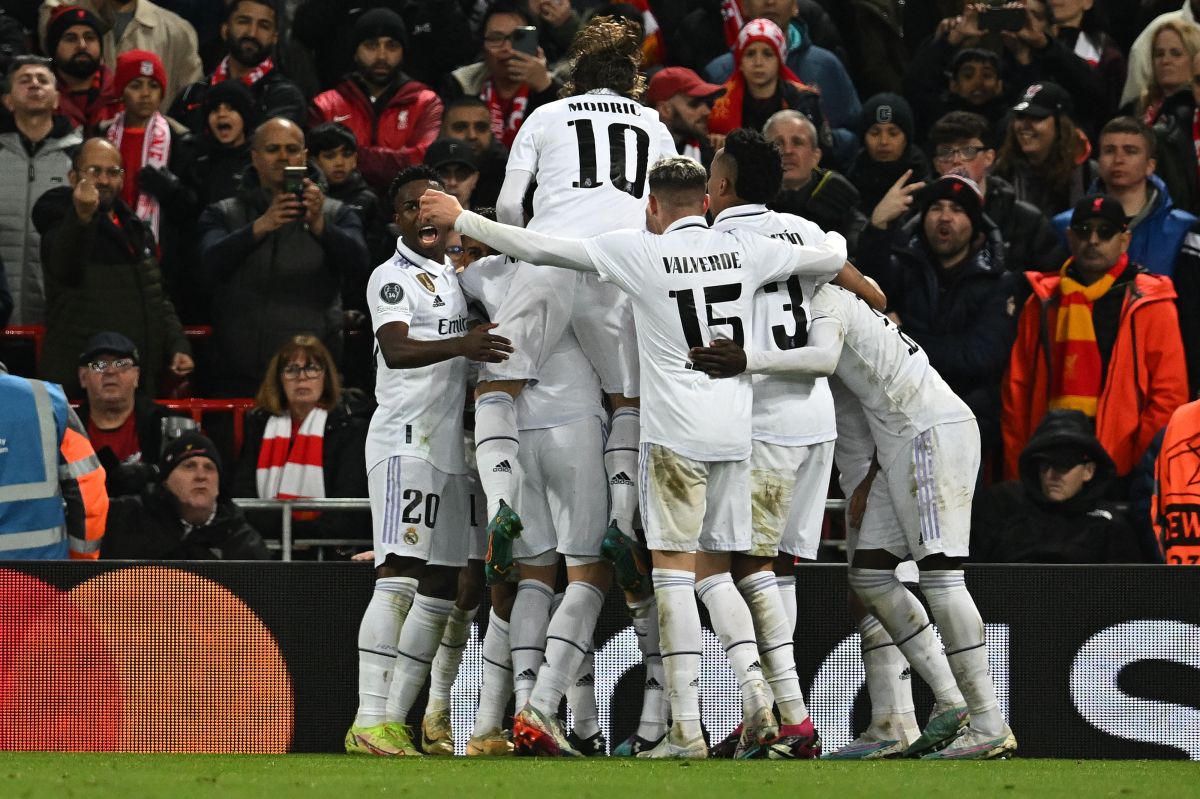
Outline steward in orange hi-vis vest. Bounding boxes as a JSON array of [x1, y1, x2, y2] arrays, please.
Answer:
[[1153, 398, 1200, 564]]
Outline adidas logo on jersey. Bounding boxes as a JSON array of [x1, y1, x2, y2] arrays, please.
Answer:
[[899, 667, 912, 681], [432, 294, 445, 308], [493, 460, 512, 473], [609, 471, 633, 486], [645, 678, 663, 690], [516, 668, 537, 682]]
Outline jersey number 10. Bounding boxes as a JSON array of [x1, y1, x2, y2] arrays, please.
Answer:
[[568, 119, 650, 198]]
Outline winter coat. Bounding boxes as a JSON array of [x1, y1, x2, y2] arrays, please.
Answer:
[[0, 115, 82, 325], [984, 175, 1066, 274], [474, 139, 509, 211], [1152, 88, 1200, 216], [971, 410, 1142, 563], [197, 167, 369, 397], [79, 395, 191, 496], [55, 65, 119, 134], [309, 75, 443, 198], [1170, 224, 1200, 398], [1002, 267, 1189, 478], [1152, 398, 1200, 564], [769, 168, 867, 258], [846, 144, 931, 217], [31, 187, 190, 398], [995, 132, 1100, 220], [102, 486, 268, 560], [440, 61, 562, 146], [1052, 175, 1196, 278], [169, 68, 308, 133], [327, 170, 394, 269]]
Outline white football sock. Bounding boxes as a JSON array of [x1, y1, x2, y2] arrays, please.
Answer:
[[776, 574, 798, 638], [510, 578, 554, 708], [859, 613, 920, 742], [385, 593, 456, 723], [476, 391, 519, 520], [652, 568, 703, 741], [530, 581, 605, 718], [848, 568, 964, 708], [628, 595, 668, 741], [696, 572, 768, 716], [605, 407, 640, 533], [472, 609, 513, 736], [737, 571, 809, 725], [567, 648, 601, 740], [920, 570, 1004, 735], [426, 604, 478, 715], [353, 576, 417, 727]]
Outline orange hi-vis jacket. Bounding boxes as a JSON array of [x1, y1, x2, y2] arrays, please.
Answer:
[[1002, 269, 1188, 479], [1153, 399, 1200, 564]]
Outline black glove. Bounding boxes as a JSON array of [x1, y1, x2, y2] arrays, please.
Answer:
[[137, 165, 184, 202]]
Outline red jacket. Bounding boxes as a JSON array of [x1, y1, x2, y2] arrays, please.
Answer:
[[1002, 269, 1188, 478], [309, 76, 443, 197], [1153, 399, 1200, 564], [56, 66, 119, 134]]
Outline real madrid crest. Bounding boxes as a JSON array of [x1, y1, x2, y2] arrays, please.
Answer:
[[379, 282, 404, 304], [416, 273, 437, 293], [403, 527, 419, 545]]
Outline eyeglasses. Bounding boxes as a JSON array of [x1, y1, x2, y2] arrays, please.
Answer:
[[933, 144, 987, 163], [1070, 222, 1123, 241], [446, 245, 464, 256], [87, 358, 136, 373], [483, 32, 519, 49], [281, 363, 326, 379], [79, 165, 125, 179]]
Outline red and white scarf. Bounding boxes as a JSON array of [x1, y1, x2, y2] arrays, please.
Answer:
[[481, 78, 529, 149], [106, 110, 170, 240], [212, 55, 274, 87], [256, 408, 327, 509], [1072, 32, 1102, 66], [721, 0, 745, 48]]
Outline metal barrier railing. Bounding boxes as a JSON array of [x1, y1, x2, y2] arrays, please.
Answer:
[[232, 497, 851, 561]]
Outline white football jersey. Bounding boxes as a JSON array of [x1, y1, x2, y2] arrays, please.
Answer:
[[813, 285, 974, 468], [458, 254, 604, 430], [507, 89, 678, 236], [365, 239, 470, 474], [829, 376, 875, 495], [582, 217, 846, 461], [711, 204, 837, 446]]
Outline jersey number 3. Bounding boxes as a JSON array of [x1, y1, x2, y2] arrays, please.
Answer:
[[568, 119, 650, 198]]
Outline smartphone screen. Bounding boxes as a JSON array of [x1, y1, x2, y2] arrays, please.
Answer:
[[282, 166, 306, 198]]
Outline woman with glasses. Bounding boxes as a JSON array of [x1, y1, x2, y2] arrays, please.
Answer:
[[233, 334, 370, 553]]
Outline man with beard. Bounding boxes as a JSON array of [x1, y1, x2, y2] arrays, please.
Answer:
[[643, 67, 724, 170], [46, 6, 117, 133], [309, 8, 442, 199], [168, 0, 306, 133]]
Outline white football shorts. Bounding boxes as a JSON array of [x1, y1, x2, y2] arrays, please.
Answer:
[[369, 456, 471, 568], [747, 439, 835, 560], [639, 442, 750, 553]]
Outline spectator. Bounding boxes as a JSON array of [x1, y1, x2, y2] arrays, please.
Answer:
[[929, 110, 1065, 273], [1002, 194, 1189, 481], [440, 95, 507, 208], [1052, 116, 1196, 277], [1170, 222, 1200, 399], [1151, 398, 1200, 564], [764, 108, 867, 257], [197, 117, 369, 397], [906, 35, 1012, 142], [233, 334, 369, 544], [0, 360, 107, 559], [847, 92, 931, 217], [533, 0, 583, 69], [858, 174, 1017, 467], [0, 8, 28, 74], [76, 330, 192, 495], [1121, 0, 1200, 109], [1128, 20, 1200, 125], [1051, 0, 1127, 120], [309, 8, 443, 199], [707, 18, 834, 161], [993, 81, 1099, 218], [0, 55, 83, 326], [442, 1, 561, 150], [424, 137, 481, 210], [307, 122, 392, 265], [39, 0, 203, 113], [32, 137, 193, 397], [102, 431, 269, 560], [704, 1, 860, 167], [1152, 50, 1200, 215], [179, 79, 255, 211], [168, 0, 306, 133], [46, 5, 118, 133], [971, 409, 1143, 563], [644, 66, 725, 170]]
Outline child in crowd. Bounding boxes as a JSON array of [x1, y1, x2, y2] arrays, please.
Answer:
[[846, 92, 931, 217]]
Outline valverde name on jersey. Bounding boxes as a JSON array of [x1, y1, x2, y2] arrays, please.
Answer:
[[663, 251, 743, 274]]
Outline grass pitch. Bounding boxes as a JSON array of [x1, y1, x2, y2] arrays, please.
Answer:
[[0, 754, 1196, 798]]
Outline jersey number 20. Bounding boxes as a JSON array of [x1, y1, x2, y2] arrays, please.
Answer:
[[568, 120, 650, 198]]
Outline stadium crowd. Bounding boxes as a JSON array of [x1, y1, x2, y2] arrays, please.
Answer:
[[0, 0, 1199, 762]]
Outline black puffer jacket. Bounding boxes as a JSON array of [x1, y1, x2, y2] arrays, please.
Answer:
[[169, 69, 307, 133], [770, 168, 868, 258], [983, 175, 1066, 274], [970, 409, 1144, 563], [1152, 89, 1200, 217], [846, 144, 931, 218], [102, 486, 269, 560]]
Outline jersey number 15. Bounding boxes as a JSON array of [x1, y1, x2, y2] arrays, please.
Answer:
[[673, 283, 744, 368]]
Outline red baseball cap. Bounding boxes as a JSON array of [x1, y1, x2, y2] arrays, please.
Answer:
[[645, 67, 725, 106]]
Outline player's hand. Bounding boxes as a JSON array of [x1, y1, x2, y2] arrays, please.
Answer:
[[351, 550, 375, 562], [507, 49, 552, 92], [253, 190, 303, 238], [73, 176, 100, 223], [688, 338, 747, 378], [848, 460, 880, 529], [457, 322, 513, 363], [419, 188, 465, 229], [301, 179, 326, 236], [869, 170, 925, 230], [708, 132, 726, 152]]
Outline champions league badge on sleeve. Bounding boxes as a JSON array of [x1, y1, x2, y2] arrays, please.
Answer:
[[380, 283, 404, 304]]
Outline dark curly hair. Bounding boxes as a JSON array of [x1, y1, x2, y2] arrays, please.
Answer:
[[562, 16, 645, 100], [721, 128, 783, 204], [388, 164, 443, 206]]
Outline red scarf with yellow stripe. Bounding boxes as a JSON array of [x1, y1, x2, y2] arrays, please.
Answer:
[[1049, 254, 1127, 416]]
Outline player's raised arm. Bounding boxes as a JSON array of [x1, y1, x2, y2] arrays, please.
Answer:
[[832, 262, 888, 311], [420, 189, 598, 273]]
